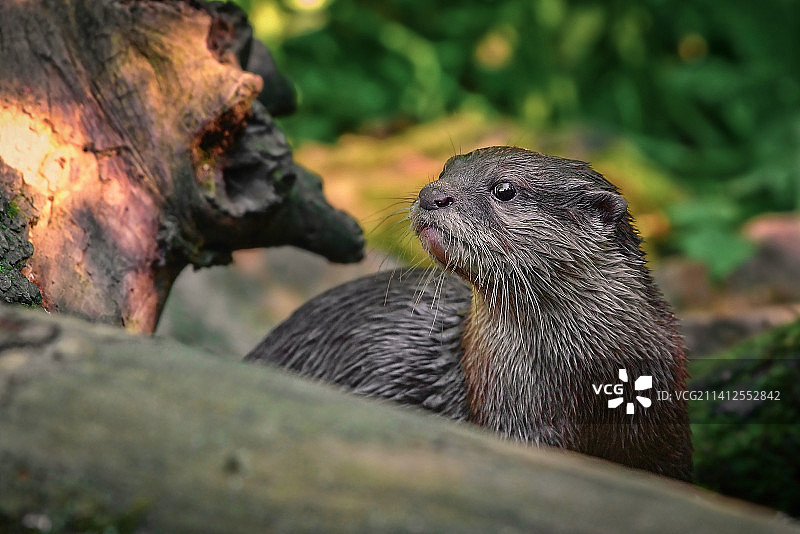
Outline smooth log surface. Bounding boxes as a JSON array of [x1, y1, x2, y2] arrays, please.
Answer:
[[0, 304, 796, 533]]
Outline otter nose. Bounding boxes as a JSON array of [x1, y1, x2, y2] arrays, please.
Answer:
[[418, 184, 455, 211]]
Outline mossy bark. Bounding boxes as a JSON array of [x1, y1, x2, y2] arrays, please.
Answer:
[[0, 168, 41, 308], [690, 318, 800, 516]]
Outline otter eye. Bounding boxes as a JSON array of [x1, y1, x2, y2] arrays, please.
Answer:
[[492, 182, 516, 202]]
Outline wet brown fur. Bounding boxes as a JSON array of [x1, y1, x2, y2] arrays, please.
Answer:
[[247, 146, 692, 481]]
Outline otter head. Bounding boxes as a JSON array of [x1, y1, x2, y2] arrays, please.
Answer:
[[410, 146, 643, 306]]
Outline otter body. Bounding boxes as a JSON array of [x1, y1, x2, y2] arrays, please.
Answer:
[[246, 147, 692, 481]]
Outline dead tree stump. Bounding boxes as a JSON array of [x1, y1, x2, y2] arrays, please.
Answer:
[[0, 0, 363, 332]]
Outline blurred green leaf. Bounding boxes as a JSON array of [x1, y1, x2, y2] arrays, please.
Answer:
[[674, 227, 755, 280]]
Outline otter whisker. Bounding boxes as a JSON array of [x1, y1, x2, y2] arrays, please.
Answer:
[[370, 210, 414, 235], [428, 269, 449, 334], [412, 265, 442, 309]]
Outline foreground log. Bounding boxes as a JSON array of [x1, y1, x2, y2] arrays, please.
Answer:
[[0, 0, 362, 332], [0, 305, 794, 534]]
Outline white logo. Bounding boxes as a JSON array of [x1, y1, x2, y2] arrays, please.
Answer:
[[592, 369, 653, 415], [609, 369, 652, 414]]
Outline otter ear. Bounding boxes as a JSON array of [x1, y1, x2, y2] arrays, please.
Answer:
[[588, 191, 628, 226]]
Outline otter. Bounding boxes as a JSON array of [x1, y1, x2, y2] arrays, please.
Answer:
[[246, 146, 692, 481]]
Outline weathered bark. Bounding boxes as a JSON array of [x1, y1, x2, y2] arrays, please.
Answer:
[[0, 0, 363, 332], [0, 179, 41, 307], [0, 304, 795, 534]]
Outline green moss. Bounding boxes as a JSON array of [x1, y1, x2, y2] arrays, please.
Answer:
[[689, 319, 800, 516], [5, 199, 19, 218]]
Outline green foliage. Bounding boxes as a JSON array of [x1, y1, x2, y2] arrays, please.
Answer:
[[668, 197, 756, 280], [235, 0, 800, 276]]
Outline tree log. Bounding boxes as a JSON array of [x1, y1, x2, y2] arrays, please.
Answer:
[[0, 0, 363, 332], [0, 304, 795, 533]]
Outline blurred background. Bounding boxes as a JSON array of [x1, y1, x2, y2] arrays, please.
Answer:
[[158, 0, 800, 360]]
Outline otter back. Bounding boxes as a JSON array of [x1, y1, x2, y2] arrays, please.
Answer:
[[245, 269, 471, 420]]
